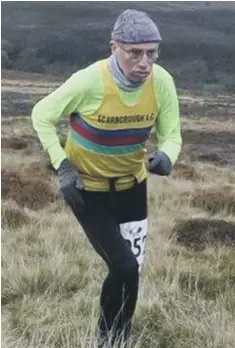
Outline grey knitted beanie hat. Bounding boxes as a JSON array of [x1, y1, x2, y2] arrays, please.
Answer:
[[111, 9, 162, 44]]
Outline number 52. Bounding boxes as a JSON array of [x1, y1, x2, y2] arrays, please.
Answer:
[[125, 235, 147, 258]]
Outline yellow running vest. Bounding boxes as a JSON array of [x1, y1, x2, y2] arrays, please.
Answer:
[[65, 59, 158, 191]]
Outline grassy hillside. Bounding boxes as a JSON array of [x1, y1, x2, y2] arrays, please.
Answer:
[[1, 71, 235, 347], [1, 1, 235, 90]]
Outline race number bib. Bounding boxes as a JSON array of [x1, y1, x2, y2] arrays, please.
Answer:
[[119, 219, 148, 267]]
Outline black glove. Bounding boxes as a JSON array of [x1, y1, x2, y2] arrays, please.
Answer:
[[148, 150, 172, 176], [57, 158, 85, 213]]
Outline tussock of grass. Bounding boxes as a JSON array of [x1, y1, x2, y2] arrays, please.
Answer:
[[172, 218, 235, 251], [2, 137, 28, 150], [1, 135, 43, 156], [2, 201, 31, 228], [197, 152, 224, 164], [191, 185, 235, 214], [21, 161, 52, 181], [1, 169, 59, 210]]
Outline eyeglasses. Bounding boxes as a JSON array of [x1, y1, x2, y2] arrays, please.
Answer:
[[118, 44, 160, 62]]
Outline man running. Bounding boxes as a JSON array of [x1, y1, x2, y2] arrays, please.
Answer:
[[31, 9, 182, 347]]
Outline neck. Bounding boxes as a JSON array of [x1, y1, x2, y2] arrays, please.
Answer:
[[107, 54, 143, 92]]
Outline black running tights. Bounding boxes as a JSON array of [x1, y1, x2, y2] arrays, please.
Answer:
[[66, 179, 147, 344]]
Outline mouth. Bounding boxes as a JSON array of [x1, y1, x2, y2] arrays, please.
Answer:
[[134, 71, 149, 77], [128, 71, 150, 83]]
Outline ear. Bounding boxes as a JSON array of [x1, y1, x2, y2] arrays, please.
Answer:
[[158, 45, 161, 56], [109, 40, 118, 54]]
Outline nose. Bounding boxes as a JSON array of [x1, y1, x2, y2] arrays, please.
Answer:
[[138, 53, 149, 68]]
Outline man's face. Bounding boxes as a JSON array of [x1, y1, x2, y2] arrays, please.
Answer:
[[111, 41, 160, 83]]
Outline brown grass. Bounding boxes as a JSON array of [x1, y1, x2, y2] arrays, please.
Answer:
[[21, 160, 53, 181], [1, 137, 28, 150], [191, 185, 235, 214], [1, 169, 59, 210], [196, 152, 224, 164], [59, 133, 67, 149], [1, 82, 235, 348], [172, 218, 235, 251], [171, 163, 202, 181], [1, 202, 30, 228], [1, 134, 43, 158]]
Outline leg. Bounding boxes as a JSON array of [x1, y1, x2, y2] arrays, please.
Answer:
[[65, 190, 139, 345], [115, 179, 148, 269], [112, 179, 148, 338]]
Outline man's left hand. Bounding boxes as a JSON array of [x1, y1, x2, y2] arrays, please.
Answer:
[[148, 150, 172, 176]]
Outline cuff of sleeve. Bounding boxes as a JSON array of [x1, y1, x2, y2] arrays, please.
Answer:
[[158, 141, 182, 165], [47, 143, 67, 170]]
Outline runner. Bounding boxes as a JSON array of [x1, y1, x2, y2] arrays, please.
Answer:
[[31, 9, 182, 347]]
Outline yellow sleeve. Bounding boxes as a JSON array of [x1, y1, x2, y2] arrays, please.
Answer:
[[154, 65, 182, 165], [31, 60, 104, 170], [31, 71, 87, 169]]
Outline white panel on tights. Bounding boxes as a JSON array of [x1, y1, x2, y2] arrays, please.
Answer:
[[119, 219, 148, 267]]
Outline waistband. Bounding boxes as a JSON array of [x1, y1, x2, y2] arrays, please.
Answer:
[[79, 171, 145, 192]]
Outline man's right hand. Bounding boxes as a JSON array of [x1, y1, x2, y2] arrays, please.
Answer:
[[57, 158, 85, 214]]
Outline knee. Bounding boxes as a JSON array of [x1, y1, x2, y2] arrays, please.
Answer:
[[115, 255, 139, 280]]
